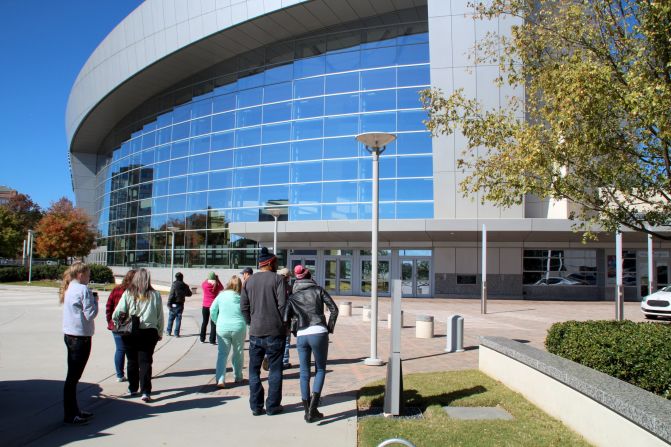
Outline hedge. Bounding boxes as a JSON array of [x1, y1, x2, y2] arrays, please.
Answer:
[[546, 320, 671, 399], [0, 264, 113, 283], [89, 264, 114, 283]]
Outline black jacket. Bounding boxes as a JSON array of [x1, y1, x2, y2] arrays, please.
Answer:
[[167, 280, 192, 306], [284, 279, 338, 336]]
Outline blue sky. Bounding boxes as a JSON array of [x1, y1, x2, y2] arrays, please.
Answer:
[[0, 0, 143, 209]]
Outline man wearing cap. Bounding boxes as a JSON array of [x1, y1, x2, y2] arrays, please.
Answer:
[[240, 247, 287, 416], [240, 267, 253, 284]]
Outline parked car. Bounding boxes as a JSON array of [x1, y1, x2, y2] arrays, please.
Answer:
[[641, 286, 671, 320], [533, 277, 586, 285], [566, 273, 597, 285]]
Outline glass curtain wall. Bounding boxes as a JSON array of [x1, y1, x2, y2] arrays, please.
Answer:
[[96, 9, 432, 267]]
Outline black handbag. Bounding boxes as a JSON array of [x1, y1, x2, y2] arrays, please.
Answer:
[[113, 312, 140, 335]]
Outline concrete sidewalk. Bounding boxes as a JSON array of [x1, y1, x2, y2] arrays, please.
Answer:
[[0, 284, 650, 446]]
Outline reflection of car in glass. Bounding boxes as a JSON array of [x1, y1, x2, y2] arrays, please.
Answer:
[[641, 286, 671, 320], [533, 277, 586, 285], [566, 273, 597, 285]]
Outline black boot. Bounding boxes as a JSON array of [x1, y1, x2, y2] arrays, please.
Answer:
[[307, 392, 323, 423], [301, 399, 310, 421]]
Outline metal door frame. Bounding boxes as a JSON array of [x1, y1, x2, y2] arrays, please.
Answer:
[[399, 256, 432, 297], [323, 255, 354, 295]]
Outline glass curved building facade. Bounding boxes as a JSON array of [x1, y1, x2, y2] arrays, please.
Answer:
[[96, 11, 432, 268]]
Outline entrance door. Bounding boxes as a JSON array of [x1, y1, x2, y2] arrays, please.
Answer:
[[400, 258, 432, 297], [657, 263, 669, 290], [324, 257, 353, 295], [360, 259, 391, 296], [288, 250, 318, 284]]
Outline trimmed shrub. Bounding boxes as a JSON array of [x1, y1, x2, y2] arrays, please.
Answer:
[[31, 264, 67, 281], [89, 264, 114, 284], [0, 267, 26, 282], [546, 320, 671, 399]]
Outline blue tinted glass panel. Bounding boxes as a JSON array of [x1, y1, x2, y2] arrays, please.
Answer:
[[157, 113, 172, 127], [325, 72, 358, 94], [170, 158, 188, 176], [265, 64, 293, 84], [233, 187, 259, 207], [140, 149, 154, 165], [396, 202, 433, 218], [209, 189, 232, 209], [294, 55, 325, 78], [188, 173, 209, 192], [294, 77, 324, 98], [397, 43, 430, 64], [397, 132, 432, 154], [209, 170, 233, 189], [263, 102, 292, 123], [238, 88, 263, 107], [264, 82, 292, 103], [361, 68, 396, 90], [361, 46, 397, 68], [294, 98, 323, 119], [397, 87, 424, 109], [238, 72, 264, 90], [186, 193, 208, 211], [153, 197, 168, 214], [398, 65, 430, 86], [361, 112, 396, 133], [172, 122, 190, 140], [323, 181, 357, 203], [260, 164, 290, 185], [236, 107, 262, 127], [260, 185, 289, 205], [325, 51, 360, 73], [323, 137, 358, 159], [192, 100, 212, 117], [359, 202, 396, 219], [292, 140, 322, 161], [155, 161, 169, 179], [261, 143, 290, 164], [235, 167, 259, 187], [235, 147, 260, 167], [236, 128, 261, 147], [325, 93, 359, 115], [322, 204, 357, 220], [359, 157, 396, 179], [169, 177, 187, 195], [289, 205, 321, 220], [397, 179, 433, 201], [361, 90, 396, 112], [397, 155, 432, 177], [211, 132, 234, 150], [291, 184, 321, 204], [323, 159, 358, 181], [262, 123, 291, 143], [398, 110, 427, 131], [213, 94, 236, 113], [324, 115, 358, 137], [153, 179, 169, 197], [173, 104, 191, 122], [358, 179, 395, 202], [291, 162, 322, 182], [189, 154, 209, 173], [292, 119, 323, 140], [156, 145, 171, 162], [158, 127, 172, 144], [398, 31, 429, 45], [142, 132, 156, 149], [190, 136, 210, 154], [168, 194, 187, 212], [212, 112, 235, 131]]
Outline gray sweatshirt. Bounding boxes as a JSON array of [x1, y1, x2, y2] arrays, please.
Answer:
[[240, 270, 286, 337], [62, 280, 99, 336]]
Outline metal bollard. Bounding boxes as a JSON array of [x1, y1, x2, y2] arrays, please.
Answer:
[[362, 304, 371, 322], [415, 315, 434, 338], [445, 314, 464, 352], [387, 311, 403, 329], [340, 301, 352, 317]]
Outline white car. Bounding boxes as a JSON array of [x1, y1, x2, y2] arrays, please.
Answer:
[[533, 277, 586, 285], [641, 286, 671, 320]]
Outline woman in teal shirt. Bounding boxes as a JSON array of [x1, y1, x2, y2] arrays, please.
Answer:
[[210, 275, 247, 387]]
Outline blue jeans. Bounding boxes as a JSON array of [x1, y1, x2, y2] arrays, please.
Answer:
[[296, 332, 329, 400], [166, 304, 184, 336], [283, 334, 291, 365], [112, 332, 126, 378], [248, 335, 286, 412], [216, 328, 246, 383]]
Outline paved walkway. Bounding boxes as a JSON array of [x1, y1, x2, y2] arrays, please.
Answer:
[[0, 285, 649, 446]]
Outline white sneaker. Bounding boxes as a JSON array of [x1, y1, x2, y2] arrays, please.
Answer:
[[141, 394, 151, 402], [117, 376, 127, 382]]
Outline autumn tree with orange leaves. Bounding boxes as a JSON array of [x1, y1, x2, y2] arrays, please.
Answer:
[[35, 198, 96, 261]]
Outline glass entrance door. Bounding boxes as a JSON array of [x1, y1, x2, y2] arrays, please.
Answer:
[[657, 263, 668, 290], [324, 257, 353, 295], [400, 258, 432, 297], [361, 259, 391, 295]]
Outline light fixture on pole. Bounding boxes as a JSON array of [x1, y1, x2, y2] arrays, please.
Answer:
[[356, 132, 396, 367], [27, 230, 34, 284], [266, 207, 283, 255], [167, 226, 179, 281]]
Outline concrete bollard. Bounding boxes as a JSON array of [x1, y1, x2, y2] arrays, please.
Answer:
[[340, 301, 352, 317], [362, 304, 371, 322], [445, 314, 464, 352], [387, 311, 403, 329], [415, 315, 434, 338]]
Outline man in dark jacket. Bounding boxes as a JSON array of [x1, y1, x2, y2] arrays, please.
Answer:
[[240, 247, 286, 416], [166, 272, 192, 337]]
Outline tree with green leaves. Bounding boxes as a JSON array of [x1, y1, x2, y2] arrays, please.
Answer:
[[0, 207, 24, 258], [34, 198, 96, 261], [422, 0, 671, 239]]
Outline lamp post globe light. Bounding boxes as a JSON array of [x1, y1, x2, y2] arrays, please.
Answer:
[[356, 132, 396, 367], [265, 207, 284, 255], [167, 226, 179, 282]]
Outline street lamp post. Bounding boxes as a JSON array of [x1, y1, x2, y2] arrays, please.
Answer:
[[356, 132, 396, 367], [266, 207, 283, 255], [168, 226, 179, 281], [27, 230, 34, 284]]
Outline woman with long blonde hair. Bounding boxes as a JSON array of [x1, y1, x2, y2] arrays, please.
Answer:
[[112, 268, 164, 402], [61, 262, 98, 425], [210, 275, 247, 387]]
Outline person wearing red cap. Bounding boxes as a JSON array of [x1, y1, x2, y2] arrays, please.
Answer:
[[284, 264, 338, 423], [240, 247, 287, 416]]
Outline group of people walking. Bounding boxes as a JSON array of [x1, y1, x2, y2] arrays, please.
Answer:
[[59, 246, 338, 426]]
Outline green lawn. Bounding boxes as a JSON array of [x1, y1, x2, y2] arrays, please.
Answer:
[[357, 370, 591, 447]]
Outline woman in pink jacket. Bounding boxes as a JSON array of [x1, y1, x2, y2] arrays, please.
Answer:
[[200, 272, 223, 344]]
